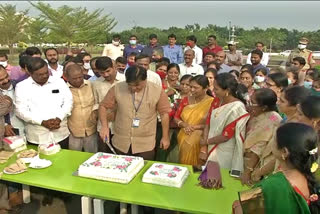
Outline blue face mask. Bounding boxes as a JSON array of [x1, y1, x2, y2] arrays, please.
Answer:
[[304, 81, 313, 89]]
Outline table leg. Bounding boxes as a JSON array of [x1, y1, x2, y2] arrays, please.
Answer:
[[131, 204, 138, 214], [22, 184, 30, 204], [81, 196, 92, 214], [120, 202, 127, 214], [93, 199, 104, 214]]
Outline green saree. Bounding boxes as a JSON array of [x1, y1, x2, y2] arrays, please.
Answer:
[[240, 172, 310, 214]]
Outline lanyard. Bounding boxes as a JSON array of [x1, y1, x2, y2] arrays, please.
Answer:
[[131, 87, 146, 114]]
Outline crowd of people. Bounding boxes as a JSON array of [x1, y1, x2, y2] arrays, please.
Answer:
[[0, 33, 320, 213]]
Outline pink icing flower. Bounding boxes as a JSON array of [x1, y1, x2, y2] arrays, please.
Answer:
[[92, 161, 102, 166], [155, 164, 163, 169], [102, 155, 111, 159], [116, 165, 127, 169], [124, 157, 133, 162], [167, 173, 176, 178], [173, 167, 181, 172], [150, 171, 159, 175]]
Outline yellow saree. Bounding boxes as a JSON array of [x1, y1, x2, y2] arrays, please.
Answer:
[[177, 96, 213, 166]]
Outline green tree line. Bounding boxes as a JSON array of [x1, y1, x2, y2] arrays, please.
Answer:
[[0, 3, 319, 54]]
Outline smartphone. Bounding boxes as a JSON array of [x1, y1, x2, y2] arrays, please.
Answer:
[[12, 128, 19, 136], [230, 170, 241, 178]]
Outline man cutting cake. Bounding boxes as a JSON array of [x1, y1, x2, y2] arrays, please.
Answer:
[[98, 65, 171, 160]]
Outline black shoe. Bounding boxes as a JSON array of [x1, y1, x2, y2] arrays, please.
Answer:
[[42, 195, 53, 206]]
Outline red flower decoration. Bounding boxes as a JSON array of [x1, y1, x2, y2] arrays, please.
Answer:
[[124, 157, 133, 162]]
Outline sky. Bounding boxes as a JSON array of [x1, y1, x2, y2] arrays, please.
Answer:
[[4, 1, 320, 32]]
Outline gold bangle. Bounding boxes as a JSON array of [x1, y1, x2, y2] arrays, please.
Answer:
[[177, 121, 182, 127]]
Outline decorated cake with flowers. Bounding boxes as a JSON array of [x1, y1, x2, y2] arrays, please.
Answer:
[[78, 152, 144, 184], [142, 163, 189, 188]]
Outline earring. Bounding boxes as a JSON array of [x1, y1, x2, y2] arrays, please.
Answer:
[[282, 154, 286, 161], [226, 92, 229, 97]]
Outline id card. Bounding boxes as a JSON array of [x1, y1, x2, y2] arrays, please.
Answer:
[[132, 118, 140, 128]]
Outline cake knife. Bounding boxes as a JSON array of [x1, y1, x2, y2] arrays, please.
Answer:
[[105, 137, 117, 154]]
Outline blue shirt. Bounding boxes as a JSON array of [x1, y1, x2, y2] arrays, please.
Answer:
[[218, 64, 233, 74], [123, 45, 144, 58], [163, 45, 184, 64], [252, 63, 269, 74]]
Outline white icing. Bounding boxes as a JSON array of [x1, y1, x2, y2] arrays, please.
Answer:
[[142, 163, 189, 188], [3, 136, 26, 151], [38, 143, 61, 155], [78, 152, 144, 184]]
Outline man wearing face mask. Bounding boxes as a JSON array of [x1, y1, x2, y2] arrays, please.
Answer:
[[102, 34, 124, 60], [45, 48, 63, 79], [288, 37, 315, 71], [77, 52, 95, 79], [184, 35, 202, 64], [123, 35, 144, 59], [0, 53, 25, 83], [115, 57, 127, 81]]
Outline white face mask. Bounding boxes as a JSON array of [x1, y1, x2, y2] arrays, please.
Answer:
[[288, 79, 292, 85], [0, 61, 8, 68], [254, 76, 265, 83], [112, 40, 120, 46], [83, 63, 91, 70], [298, 44, 307, 50], [129, 40, 137, 45]]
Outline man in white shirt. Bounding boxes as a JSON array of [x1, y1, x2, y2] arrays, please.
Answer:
[[135, 54, 162, 87], [102, 34, 125, 60], [246, 42, 269, 66], [179, 49, 204, 78], [15, 57, 73, 149], [184, 35, 203, 64], [45, 48, 64, 79]]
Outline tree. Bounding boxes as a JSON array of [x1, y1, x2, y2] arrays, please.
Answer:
[[30, 2, 117, 46], [0, 4, 29, 53], [26, 17, 48, 46]]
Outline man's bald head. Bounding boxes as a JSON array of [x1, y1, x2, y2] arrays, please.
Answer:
[[66, 64, 84, 88], [66, 64, 82, 78]]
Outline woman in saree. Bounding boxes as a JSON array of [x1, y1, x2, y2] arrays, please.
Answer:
[[278, 86, 311, 123], [200, 73, 250, 171], [252, 87, 313, 181], [174, 75, 213, 166], [240, 88, 282, 185], [234, 123, 320, 214], [295, 96, 320, 131]]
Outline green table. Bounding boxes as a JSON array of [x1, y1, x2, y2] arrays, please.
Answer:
[[0, 147, 248, 214]]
